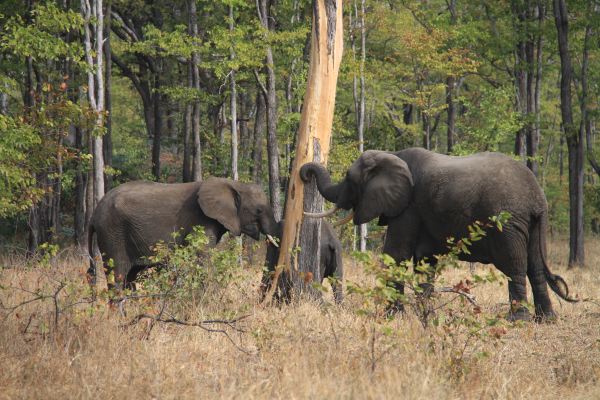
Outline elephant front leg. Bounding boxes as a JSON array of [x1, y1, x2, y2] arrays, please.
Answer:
[[382, 213, 420, 313]]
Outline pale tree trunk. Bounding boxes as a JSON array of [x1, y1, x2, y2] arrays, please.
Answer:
[[357, 0, 367, 252], [581, 8, 600, 177], [350, 0, 367, 251], [81, 0, 105, 206], [553, 0, 584, 267], [257, 0, 282, 219], [268, 0, 343, 301]]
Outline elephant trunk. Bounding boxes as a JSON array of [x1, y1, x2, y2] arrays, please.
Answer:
[[300, 162, 343, 203]]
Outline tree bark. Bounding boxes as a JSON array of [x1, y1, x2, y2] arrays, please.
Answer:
[[553, 0, 584, 267], [269, 0, 344, 301]]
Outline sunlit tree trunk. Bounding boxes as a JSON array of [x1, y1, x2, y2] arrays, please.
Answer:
[[81, 0, 105, 205], [268, 0, 343, 301], [229, 5, 238, 181]]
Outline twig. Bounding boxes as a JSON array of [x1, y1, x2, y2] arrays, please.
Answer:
[[123, 313, 252, 354], [434, 286, 478, 307]]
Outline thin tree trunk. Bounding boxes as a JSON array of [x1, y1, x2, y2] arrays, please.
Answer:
[[251, 90, 266, 184], [229, 5, 238, 181], [103, 0, 113, 189], [190, 0, 202, 181], [182, 62, 193, 182], [257, 0, 282, 218], [358, 0, 367, 252], [151, 77, 162, 180], [74, 125, 87, 248], [269, 0, 343, 301], [446, 0, 457, 154], [553, 0, 584, 267]]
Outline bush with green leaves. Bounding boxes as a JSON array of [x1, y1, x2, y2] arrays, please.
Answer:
[[129, 226, 243, 313], [347, 212, 514, 376]]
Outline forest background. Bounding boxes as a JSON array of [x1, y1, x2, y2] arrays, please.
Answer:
[[0, 0, 599, 266]]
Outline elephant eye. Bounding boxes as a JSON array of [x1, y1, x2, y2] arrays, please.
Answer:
[[256, 208, 262, 215]]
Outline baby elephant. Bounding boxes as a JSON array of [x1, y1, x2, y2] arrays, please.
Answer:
[[261, 220, 344, 303]]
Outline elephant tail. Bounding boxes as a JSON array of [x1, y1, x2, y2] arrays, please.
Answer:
[[537, 215, 579, 303]]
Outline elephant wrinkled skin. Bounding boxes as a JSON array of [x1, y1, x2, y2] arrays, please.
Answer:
[[88, 177, 278, 290], [300, 147, 577, 321]]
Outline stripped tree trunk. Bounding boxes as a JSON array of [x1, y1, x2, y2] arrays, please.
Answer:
[[268, 0, 343, 301]]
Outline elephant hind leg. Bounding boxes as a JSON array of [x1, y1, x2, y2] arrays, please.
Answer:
[[527, 219, 556, 321], [491, 232, 531, 321]]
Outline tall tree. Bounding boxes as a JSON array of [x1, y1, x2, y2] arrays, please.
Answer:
[[256, 0, 282, 218], [81, 0, 105, 206], [268, 0, 344, 301], [553, 0, 584, 267]]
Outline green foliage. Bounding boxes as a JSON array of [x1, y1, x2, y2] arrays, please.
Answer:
[[0, 115, 42, 217], [136, 226, 243, 308], [0, 2, 84, 65]]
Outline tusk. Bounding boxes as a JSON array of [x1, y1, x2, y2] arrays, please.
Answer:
[[334, 211, 354, 227], [303, 206, 339, 218], [266, 234, 279, 248]]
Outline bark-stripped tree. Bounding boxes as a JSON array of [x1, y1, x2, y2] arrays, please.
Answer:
[[266, 0, 344, 300]]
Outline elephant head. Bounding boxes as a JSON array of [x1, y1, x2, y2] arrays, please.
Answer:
[[198, 177, 278, 240], [300, 150, 413, 225]]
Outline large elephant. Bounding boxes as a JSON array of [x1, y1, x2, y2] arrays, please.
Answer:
[[88, 178, 278, 290], [300, 147, 577, 321], [261, 220, 344, 303]]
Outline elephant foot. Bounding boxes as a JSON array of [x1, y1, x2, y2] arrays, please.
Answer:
[[385, 300, 405, 318], [533, 310, 558, 324], [506, 306, 531, 322], [418, 282, 434, 298]]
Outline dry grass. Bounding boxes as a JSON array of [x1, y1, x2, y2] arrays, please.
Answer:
[[1, 236, 600, 400]]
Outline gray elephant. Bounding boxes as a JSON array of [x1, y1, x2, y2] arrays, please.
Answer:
[[87, 177, 278, 290], [300, 147, 577, 321], [261, 220, 344, 303]]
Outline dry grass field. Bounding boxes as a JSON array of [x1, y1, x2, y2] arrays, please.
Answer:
[[1, 236, 599, 400]]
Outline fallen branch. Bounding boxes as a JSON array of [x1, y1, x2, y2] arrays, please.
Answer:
[[123, 313, 252, 354]]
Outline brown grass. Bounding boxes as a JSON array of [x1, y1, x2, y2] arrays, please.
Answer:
[[1, 236, 600, 400]]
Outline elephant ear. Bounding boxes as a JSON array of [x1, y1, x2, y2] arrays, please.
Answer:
[[197, 178, 241, 236], [354, 151, 414, 225]]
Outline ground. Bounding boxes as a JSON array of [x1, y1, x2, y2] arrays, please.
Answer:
[[0, 236, 599, 399]]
